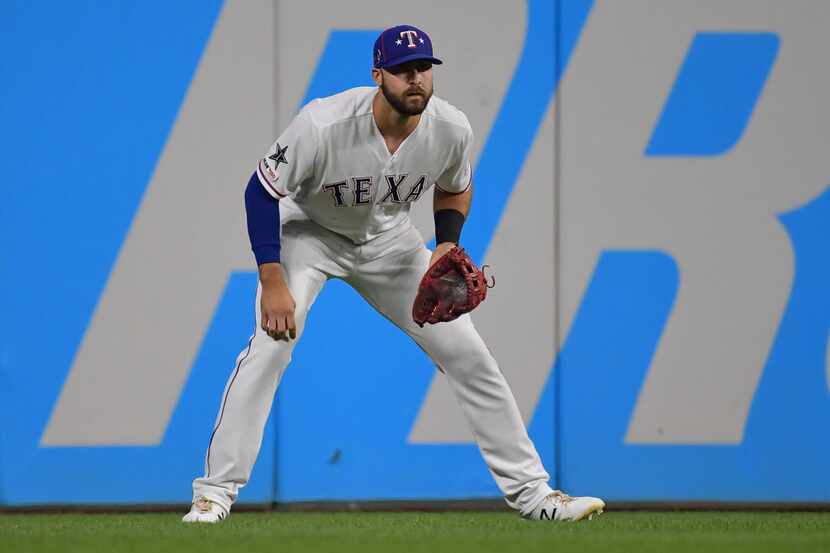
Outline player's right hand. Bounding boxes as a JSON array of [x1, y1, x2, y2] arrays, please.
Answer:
[[258, 263, 297, 342]]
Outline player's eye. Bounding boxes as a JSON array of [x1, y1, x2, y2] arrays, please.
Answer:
[[414, 61, 432, 73], [387, 61, 432, 76], [387, 64, 410, 76]]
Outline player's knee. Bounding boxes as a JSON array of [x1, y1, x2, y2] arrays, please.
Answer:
[[441, 344, 499, 380], [251, 335, 297, 372]]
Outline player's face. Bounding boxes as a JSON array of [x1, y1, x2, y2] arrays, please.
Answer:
[[377, 60, 434, 116]]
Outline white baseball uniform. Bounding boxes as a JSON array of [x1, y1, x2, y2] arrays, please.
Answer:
[[191, 86, 554, 515]]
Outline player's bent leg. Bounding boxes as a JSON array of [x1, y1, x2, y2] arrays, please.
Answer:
[[187, 222, 339, 522], [417, 322, 602, 521], [411, 317, 557, 516], [187, 322, 300, 519], [187, 276, 323, 520], [348, 239, 548, 516], [349, 232, 603, 520]]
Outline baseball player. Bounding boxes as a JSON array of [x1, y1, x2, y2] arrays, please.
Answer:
[[184, 24, 604, 523]]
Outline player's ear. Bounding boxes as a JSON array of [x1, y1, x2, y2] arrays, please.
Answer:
[[371, 68, 382, 87]]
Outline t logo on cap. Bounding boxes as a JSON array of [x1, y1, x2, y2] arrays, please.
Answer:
[[373, 24, 444, 69], [400, 30, 420, 48]]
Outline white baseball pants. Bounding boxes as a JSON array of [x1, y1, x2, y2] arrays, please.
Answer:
[[192, 208, 552, 515]]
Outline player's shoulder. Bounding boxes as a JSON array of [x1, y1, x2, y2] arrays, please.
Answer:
[[425, 95, 473, 138], [300, 87, 375, 129]]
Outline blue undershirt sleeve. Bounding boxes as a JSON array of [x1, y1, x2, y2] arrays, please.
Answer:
[[244, 171, 281, 265]]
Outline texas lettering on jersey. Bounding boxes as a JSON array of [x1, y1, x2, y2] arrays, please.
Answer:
[[323, 174, 427, 207]]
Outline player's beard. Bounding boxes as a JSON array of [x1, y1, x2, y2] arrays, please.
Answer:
[[380, 79, 432, 116]]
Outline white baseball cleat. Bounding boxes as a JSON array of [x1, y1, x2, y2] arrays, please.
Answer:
[[182, 496, 229, 523], [525, 490, 605, 522]]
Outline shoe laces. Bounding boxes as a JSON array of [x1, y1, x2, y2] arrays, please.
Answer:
[[547, 490, 574, 505], [194, 496, 214, 513]]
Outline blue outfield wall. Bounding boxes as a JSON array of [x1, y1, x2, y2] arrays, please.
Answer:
[[1, 0, 829, 505]]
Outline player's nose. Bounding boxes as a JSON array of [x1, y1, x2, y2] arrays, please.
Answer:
[[407, 67, 425, 84]]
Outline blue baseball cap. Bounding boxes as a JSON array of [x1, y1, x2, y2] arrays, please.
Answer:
[[373, 24, 443, 69]]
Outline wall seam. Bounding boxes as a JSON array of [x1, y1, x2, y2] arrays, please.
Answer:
[[552, 0, 563, 493]]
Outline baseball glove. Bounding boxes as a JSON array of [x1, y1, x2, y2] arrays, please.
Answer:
[[412, 246, 493, 327]]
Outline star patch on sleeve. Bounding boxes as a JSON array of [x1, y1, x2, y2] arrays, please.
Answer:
[[269, 143, 288, 167]]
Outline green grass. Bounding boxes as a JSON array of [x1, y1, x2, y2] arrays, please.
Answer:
[[2, 512, 829, 553]]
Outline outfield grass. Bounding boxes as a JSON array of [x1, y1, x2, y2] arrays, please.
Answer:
[[1, 511, 829, 553]]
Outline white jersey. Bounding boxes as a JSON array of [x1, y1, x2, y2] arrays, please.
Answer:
[[255, 86, 473, 244]]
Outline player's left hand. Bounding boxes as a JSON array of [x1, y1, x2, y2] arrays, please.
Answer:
[[428, 241, 456, 268]]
